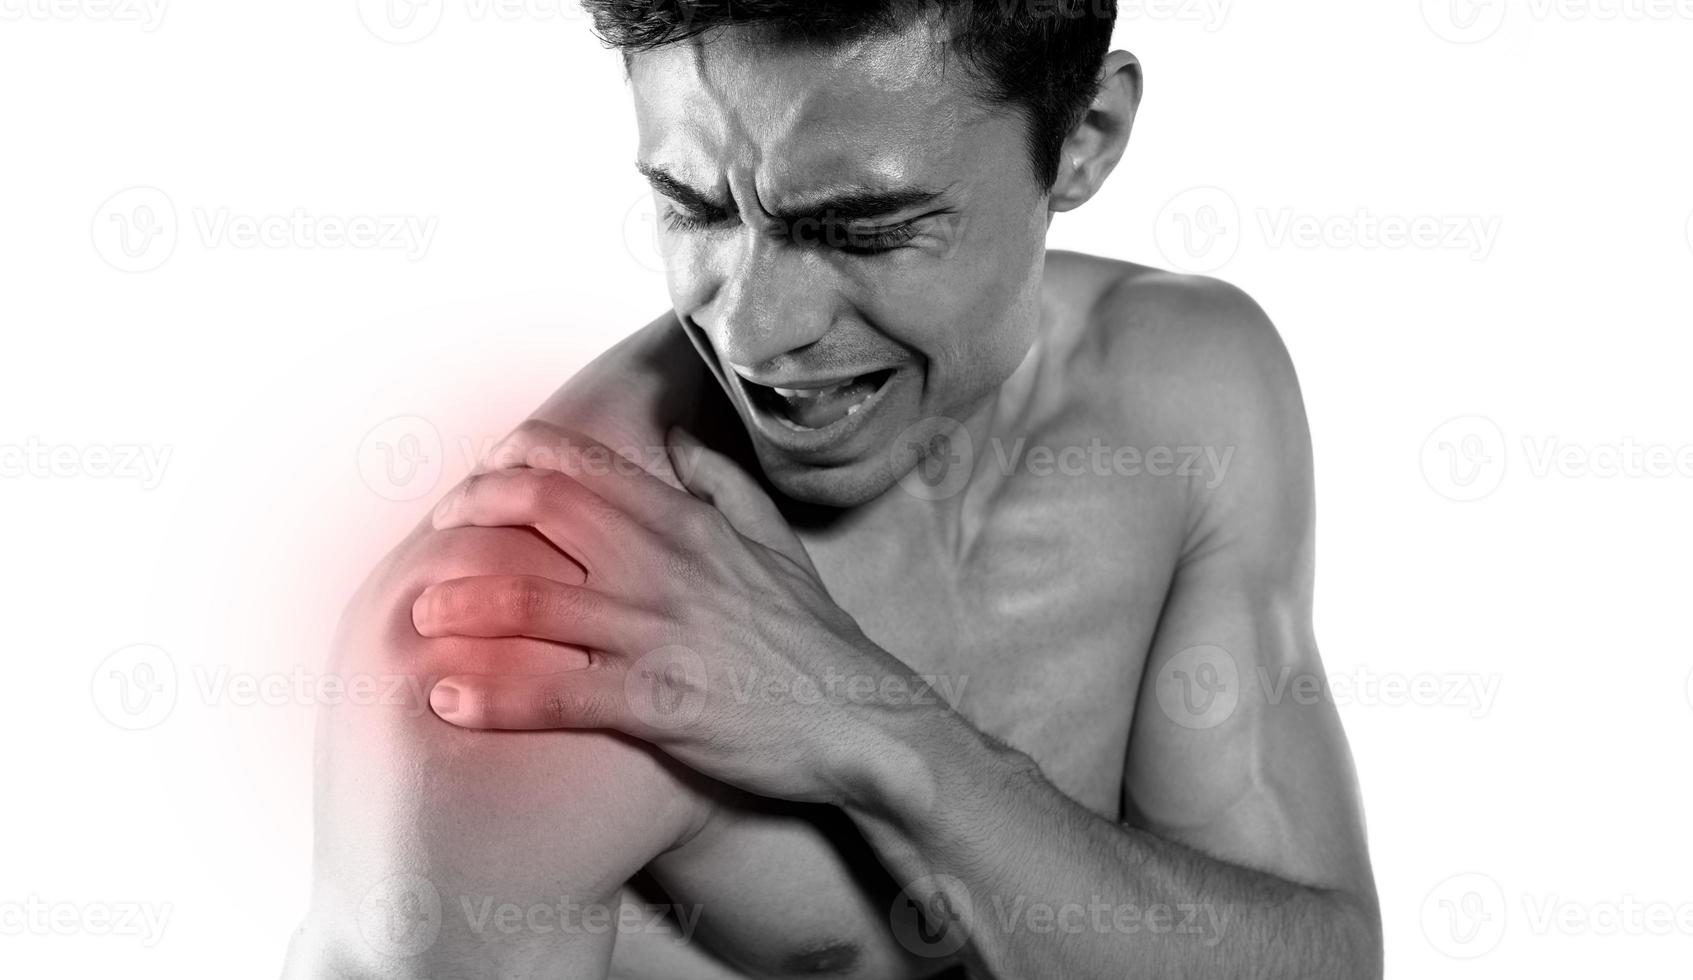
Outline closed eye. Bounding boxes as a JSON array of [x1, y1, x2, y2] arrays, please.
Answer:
[[825, 221, 919, 255], [659, 198, 952, 258], [660, 205, 725, 232]]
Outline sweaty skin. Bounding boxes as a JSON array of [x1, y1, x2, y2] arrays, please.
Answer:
[[287, 17, 1378, 980]]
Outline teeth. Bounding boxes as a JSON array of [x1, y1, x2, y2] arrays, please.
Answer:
[[772, 382, 849, 400], [756, 370, 891, 433]]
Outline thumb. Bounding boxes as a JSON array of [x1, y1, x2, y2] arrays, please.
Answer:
[[666, 426, 818, 576]]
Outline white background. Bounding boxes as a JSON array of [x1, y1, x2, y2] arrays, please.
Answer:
[[3, 1, 1690, 976]]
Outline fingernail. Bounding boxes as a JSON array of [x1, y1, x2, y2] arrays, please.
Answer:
[[431, 681, 460, 717], [411, 589, 436, 635]]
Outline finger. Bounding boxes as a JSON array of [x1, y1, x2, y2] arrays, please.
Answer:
[[433, 468, 635, 576], [429, 667, 633, 731], [412, 574, 651, 652], [482, 419, 684, 526], [666, 426, 818, 575]]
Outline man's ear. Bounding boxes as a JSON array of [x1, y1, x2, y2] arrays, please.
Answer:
[[1048, 50, 1143, 213]]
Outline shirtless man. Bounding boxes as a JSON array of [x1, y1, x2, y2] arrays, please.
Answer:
[[284, 2, 1381, 977]]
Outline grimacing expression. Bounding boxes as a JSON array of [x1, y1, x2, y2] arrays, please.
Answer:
[[629, 19, 1053, 507]]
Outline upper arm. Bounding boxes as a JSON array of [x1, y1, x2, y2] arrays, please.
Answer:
[[290, 313, 717, 978], [1120, 279, 1375, 906], [289, 518, 713, 980]]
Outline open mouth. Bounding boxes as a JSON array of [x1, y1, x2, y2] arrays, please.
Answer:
[[742, 368, 896, 432]]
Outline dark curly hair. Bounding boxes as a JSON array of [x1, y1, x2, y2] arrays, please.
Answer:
[[580, 0, 1117, 189]]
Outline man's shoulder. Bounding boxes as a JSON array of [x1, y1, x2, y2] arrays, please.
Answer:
[[1046, 251, 1287, 390], [1045, 251, 1302, 443]]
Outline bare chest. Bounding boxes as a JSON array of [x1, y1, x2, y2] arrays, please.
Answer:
[[644, 411, 1189, 980], [815, 451, 1181, 813]]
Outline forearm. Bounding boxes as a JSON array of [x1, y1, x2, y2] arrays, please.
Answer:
[[844, 707, 1381, 979]]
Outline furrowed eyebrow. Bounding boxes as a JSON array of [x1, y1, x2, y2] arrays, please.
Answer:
[[637, 163, 725, 213], [636, 162, 947, 225], [771, 186, 946, 225]]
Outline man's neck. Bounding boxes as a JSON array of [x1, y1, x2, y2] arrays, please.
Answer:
[[792, 333, 1048, 565]]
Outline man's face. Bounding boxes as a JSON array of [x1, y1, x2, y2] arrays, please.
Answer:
[[629, 20, 1052, 507]]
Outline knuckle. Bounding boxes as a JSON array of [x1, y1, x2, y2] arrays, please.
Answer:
[[520, 468, 572, 513], [675, 505, 718, 543], [538, 689, 577, 726], [455, 471, 490, 508], [409, 528, 500, 584], [501, 577, 552, 626]]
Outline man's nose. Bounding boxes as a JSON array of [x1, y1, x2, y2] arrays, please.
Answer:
[[704, 231, 834, 370]]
